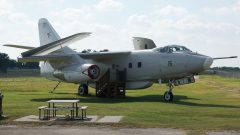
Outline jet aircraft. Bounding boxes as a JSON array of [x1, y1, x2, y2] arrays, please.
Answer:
[[3, 18, 237, 101]]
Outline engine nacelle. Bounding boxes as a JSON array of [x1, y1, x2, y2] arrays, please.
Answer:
[[81, 64, 100, 80], [53, 64, 100, 83]]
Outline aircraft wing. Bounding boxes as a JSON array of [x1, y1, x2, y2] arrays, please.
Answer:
[[18, 55, 71, 62], [19, 51, 131, 62], [3, 44, 35, 50], [78, 51, 131, 60]]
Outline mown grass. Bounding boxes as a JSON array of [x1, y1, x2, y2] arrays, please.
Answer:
[[0, 75, 239, 134]]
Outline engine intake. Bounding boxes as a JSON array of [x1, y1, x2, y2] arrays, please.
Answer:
[[83, 64, 100, 80]]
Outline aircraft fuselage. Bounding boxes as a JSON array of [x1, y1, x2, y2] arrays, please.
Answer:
[[40, 49, 212, 89]]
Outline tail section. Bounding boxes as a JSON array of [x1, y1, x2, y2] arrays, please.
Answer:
[[4, 18, 91, 61], [38, 18, 61, 46], [21, 32, 91, 57], [37, 18, 91, 56]]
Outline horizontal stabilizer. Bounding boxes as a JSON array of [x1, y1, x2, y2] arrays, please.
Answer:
[[3, 44, 35, 50], [21, 32, 91, 57], [213, 56, 238, 60], [79, 51, 131, 60], [18, 55, 71, 62]]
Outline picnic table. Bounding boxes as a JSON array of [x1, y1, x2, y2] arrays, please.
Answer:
[[38, 99, 88, 120], [47, 100, 79, 119]]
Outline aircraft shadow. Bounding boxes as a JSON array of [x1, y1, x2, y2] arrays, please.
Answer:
[[31, 94, 239, 109]]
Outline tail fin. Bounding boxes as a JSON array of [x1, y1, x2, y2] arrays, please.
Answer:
[[38, 18, 61, 46]]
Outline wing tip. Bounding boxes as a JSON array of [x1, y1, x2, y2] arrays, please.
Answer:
[[213, 56, 238, 60]]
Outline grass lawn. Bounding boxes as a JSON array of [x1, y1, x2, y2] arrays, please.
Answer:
[[0, 75, 239, 134]]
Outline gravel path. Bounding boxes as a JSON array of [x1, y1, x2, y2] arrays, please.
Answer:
[[0, 126, 186, 135]]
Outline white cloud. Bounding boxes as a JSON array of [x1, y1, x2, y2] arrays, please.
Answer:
[[49, 0, 123, 22], [203, 7, 231, 15], [127, 14, 151, 28], [50, 7, 94, 22], [204, 0, 240, 15], [0, 0, 13, 16], [155, 5, 188, 16], [95, 0, 123, 11], [233, 0, 240, 12], [0, 0, 13, 9]]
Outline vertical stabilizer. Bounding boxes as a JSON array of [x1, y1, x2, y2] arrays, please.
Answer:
[[38, 18, 61, 46]]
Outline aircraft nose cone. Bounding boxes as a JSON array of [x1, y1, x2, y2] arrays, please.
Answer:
[[203, 57, 213, 70]]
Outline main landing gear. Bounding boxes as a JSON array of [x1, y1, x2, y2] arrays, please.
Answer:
[[163, 80, 174, 102], [78, 83, 88, 96]]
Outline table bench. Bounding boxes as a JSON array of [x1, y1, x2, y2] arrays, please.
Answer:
[[38, 106, 47, 120], [79, 106, 88, 119], [45, 106, 76, 119]]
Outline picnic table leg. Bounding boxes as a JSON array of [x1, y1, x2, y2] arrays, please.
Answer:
[[76, 103, 78, 117], [82, 109, 84, 120], [44, 109, 46, 119], [48, 103, 50, 120], [39, 109, 41, 120], [71, 110, 73, 119], [52, 103, 54, 117], [72, 103, 74, 119]]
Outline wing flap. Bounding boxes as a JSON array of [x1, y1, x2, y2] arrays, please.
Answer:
[[18, 55, 71, 62]]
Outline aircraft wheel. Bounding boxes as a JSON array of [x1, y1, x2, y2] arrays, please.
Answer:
[[163, 91, 173, 102], [78, 84, 88, 96]]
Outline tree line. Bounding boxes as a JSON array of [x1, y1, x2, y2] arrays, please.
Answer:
[[211, 67, 240, 72], [0, 52, 39, 73]]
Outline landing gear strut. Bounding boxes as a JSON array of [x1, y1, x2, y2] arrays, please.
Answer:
[[163, 80, 174, 102], [78, 83, 88, 96]]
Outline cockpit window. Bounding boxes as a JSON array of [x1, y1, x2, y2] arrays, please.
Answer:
[[154, 45, 192, 53]]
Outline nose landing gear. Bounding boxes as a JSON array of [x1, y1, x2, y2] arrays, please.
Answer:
[[163, 80, 174, 102]]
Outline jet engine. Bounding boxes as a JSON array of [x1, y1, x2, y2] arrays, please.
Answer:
[[53, 64, 100, 83], [81, 64, 100, 80]]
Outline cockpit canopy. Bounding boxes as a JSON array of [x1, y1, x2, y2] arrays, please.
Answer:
[[154, 45, 192, 53]]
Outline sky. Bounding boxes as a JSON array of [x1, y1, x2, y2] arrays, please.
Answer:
[[0, 0, 239, 67]]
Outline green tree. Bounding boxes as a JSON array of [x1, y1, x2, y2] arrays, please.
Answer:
[[0, 53, 10, 73]]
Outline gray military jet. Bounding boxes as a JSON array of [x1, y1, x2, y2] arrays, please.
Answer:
[[3, 18, 237, 101]]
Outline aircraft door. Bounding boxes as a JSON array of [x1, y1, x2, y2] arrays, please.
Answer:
[[116, 69, 127, 82], [110, 64, 127, 82]]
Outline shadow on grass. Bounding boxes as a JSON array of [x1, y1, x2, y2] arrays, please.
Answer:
[[31, 94, 239, 109]]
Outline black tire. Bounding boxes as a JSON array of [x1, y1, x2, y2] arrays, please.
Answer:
[[78, 84, 88, 96], [163, 91, 173, 102]]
